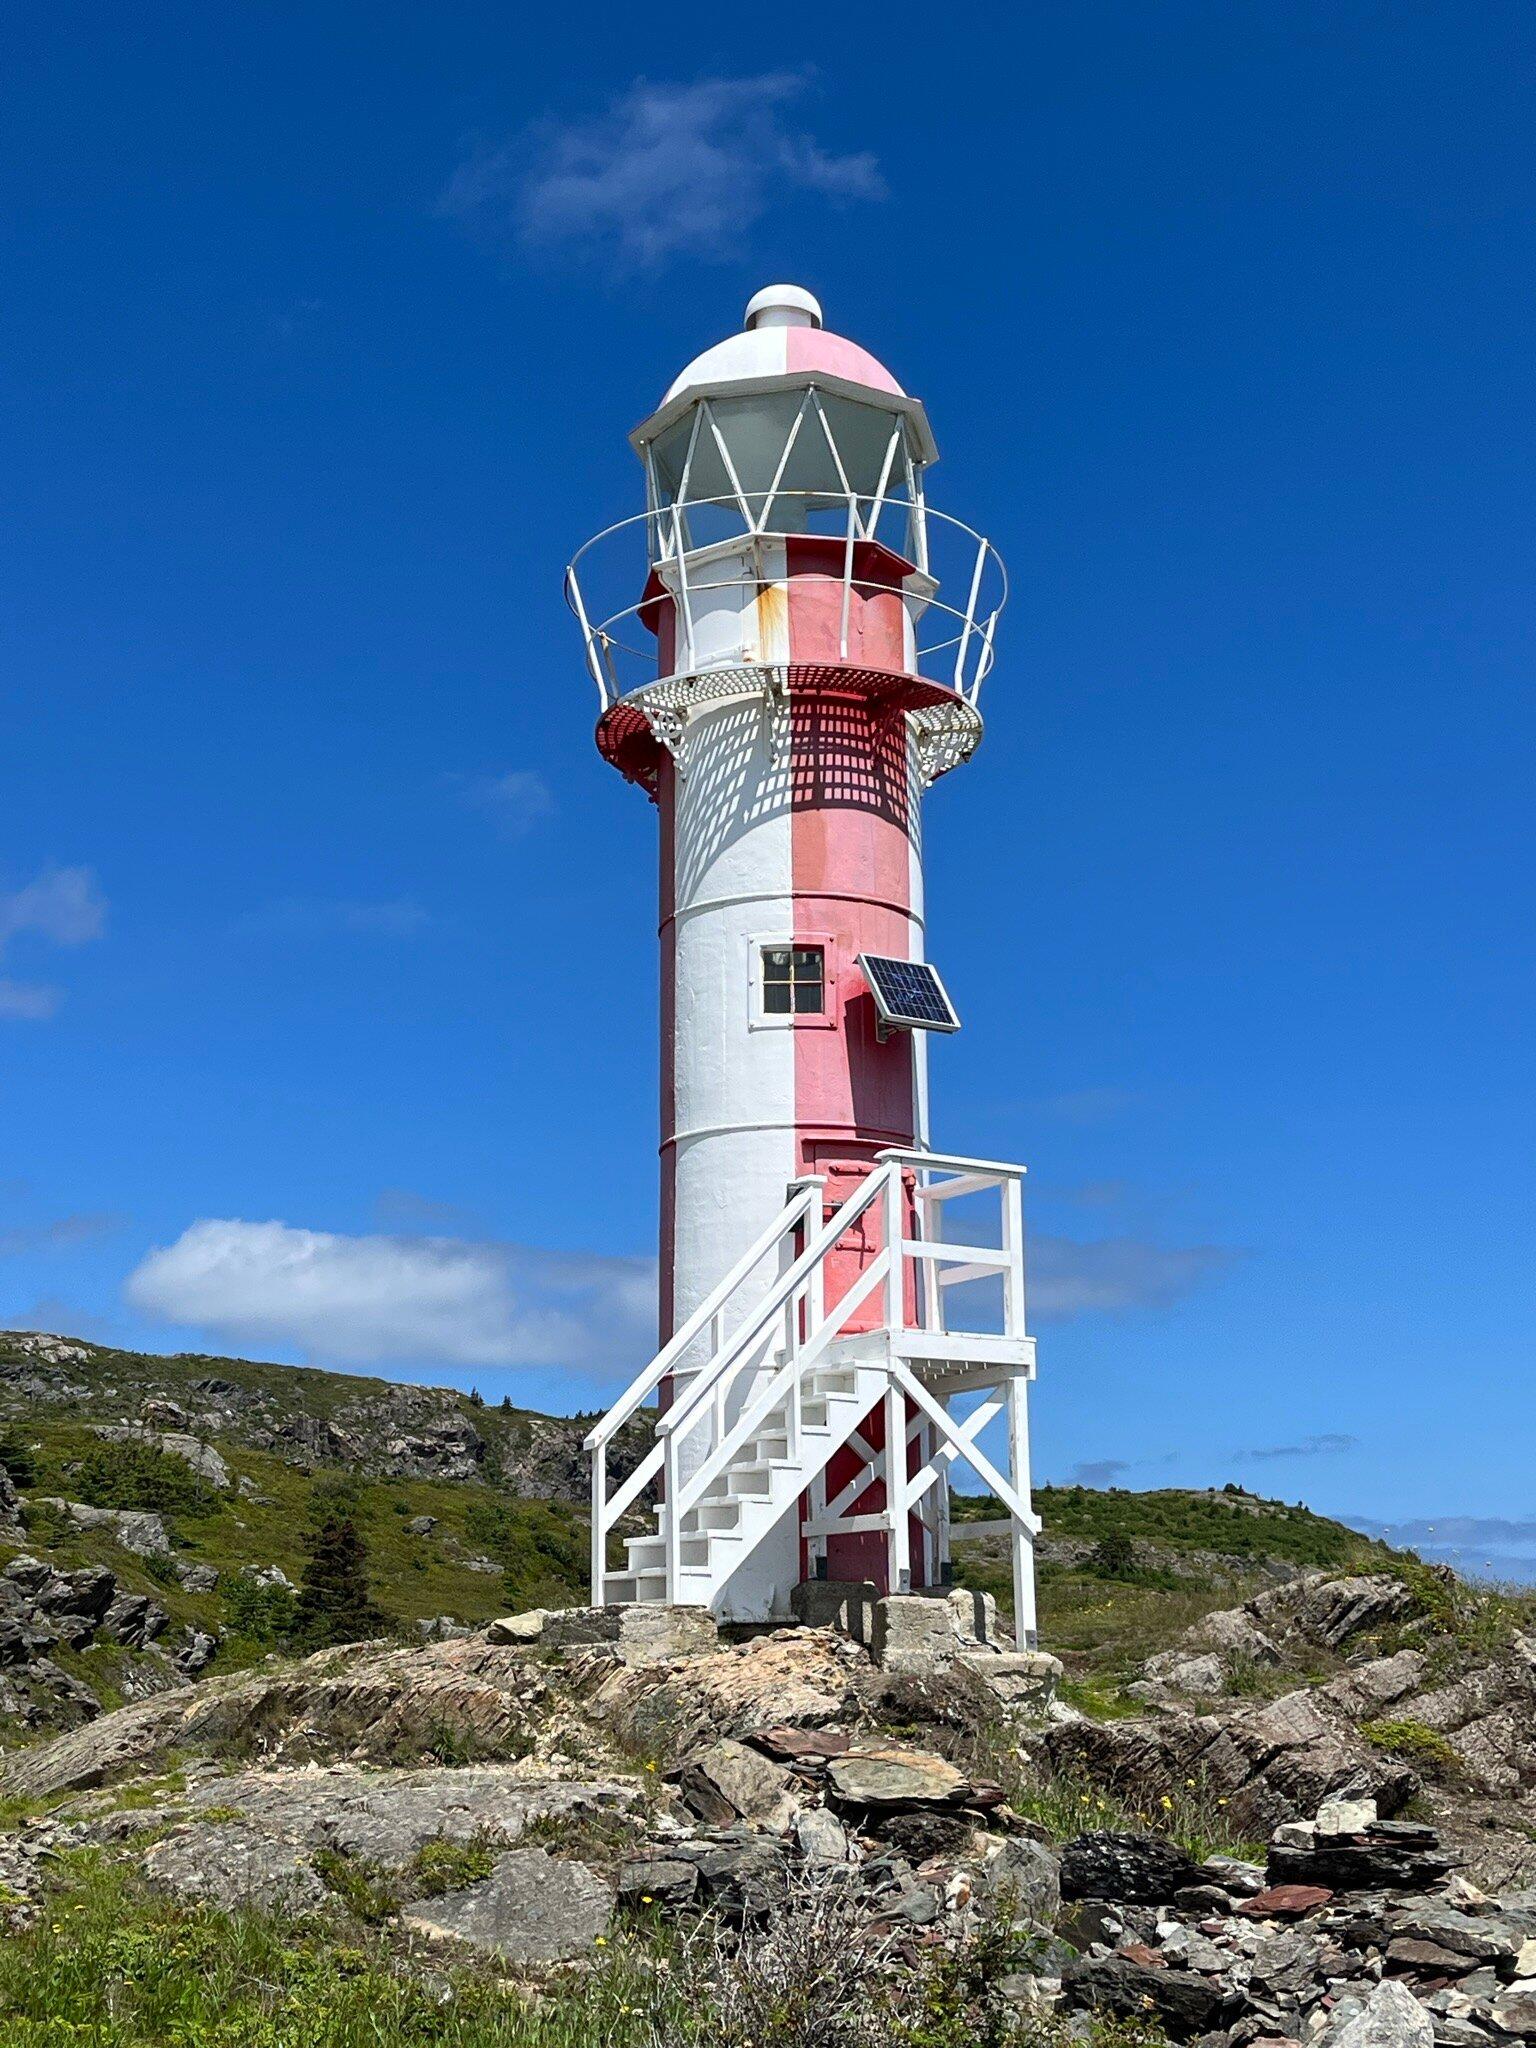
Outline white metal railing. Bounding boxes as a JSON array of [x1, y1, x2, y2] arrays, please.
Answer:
[[584, 1149, 1038, 1609], [564, 490, 1007, 715], [582, 1176, 823, 1604]]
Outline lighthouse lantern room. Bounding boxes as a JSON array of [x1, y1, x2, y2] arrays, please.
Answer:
[[570, 288, 1041, 1637]]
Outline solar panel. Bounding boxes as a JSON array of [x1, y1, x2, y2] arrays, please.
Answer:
[[857, 954, 961, 1034]]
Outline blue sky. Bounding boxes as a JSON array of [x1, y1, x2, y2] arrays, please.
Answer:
[[3, 4, 1532, 1543]]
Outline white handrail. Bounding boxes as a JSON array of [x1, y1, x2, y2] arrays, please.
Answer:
[[876, 1146, 1027, 1180], [672, 1249, 892, 1537], [657, 1162, 893, 1442], [591, 1147, 1032, 1606], [585, 1178, 820, 1604], [563, 489, 1007, 714], [584, 1181, 819, 1454]]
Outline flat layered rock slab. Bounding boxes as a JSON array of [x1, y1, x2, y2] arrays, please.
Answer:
[[825, 1748, 969, 1809], [179, 1765, 642, 1866], [144, 1823, 328, 1914], [403, 1848, 613, 1964], [0, 1636, 568, 1799]]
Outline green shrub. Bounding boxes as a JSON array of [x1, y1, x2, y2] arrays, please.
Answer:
[[1089, 1530, 1136, 1580], [1362, 1718, 1463, 1780], [463, 1495, 588, 1610], [74, 1438, 217, 1517], [407, 1837, 496, 1896], [222, 1575, 299, 1645]]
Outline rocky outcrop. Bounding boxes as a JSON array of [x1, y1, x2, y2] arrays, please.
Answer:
[[1049, 1684, 1419, 1839], [1072, 1570, 1536, 1830], [0, 1468, 25, 1545], [93, 1425, 232, 1490], [568, 1626, 862, 1763], [0, 1554, 175, 1731], [32, 1499, 172, 1558], [0, 1329, 654, 1504], [0, 1633, 619, 1799], [0, 1604, 1532, 2046], [403, 1849, 614, 1963]]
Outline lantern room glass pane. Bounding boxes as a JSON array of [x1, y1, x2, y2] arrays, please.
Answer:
[[817, 394, 909, 499], [708, 393, 804, 502]]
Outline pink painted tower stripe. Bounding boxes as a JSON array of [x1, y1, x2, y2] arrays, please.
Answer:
[[784, 326, 905, 396]]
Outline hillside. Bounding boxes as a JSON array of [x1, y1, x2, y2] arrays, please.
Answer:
[[0, 1328, 620, 1739], [1, 1325, 1515, 1762], [1, 1333, 1535, 2044]]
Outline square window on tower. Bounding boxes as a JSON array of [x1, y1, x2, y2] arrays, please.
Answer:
[[762, 944, 824, 1015]]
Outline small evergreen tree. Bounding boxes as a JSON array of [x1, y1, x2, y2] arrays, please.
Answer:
[[294, 1513, 391, 1650], [0, 1429, 38, 1490], [468, 1388, 484, 1409], [1089, 1528, 1137, 1581], [499, 1394, 512, 1415]]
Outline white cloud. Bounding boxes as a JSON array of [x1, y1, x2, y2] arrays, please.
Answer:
[[0, 980, 63, 1021], [442, 72, 884, 266], [0, 865, 106, 1021], [0, 866, 106, 951], [125, 1218, 656, 1376], [1029, 1235, 1239, 1320], [459, 770, 556, 838]]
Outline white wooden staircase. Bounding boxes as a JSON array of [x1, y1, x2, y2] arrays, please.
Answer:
[[585, 1150, 1042, 1635]]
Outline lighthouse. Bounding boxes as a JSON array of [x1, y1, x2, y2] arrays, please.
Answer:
[[573, 288, 1041, 1636]]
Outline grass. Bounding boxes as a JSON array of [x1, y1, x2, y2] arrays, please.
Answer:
[[952, 1546, 1251, 1714], [407, 1837, 499, 1895], [312, 1847, 399, 1924], [0, 1854, 1170, 2048], [518, 1806, 649, 1866]]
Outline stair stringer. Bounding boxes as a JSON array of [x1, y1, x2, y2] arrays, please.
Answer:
[[601, 1350, 890, 1620]]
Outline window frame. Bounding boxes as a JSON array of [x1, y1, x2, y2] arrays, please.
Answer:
[[748, 932, 837, 1031]]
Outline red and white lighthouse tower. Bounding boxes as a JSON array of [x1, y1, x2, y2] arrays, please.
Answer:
[[574, 288, 1040, 1634]]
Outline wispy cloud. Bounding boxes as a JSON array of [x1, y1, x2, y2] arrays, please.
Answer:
[[1241, 1432, 1359, 1462], [0, 1213, 124, 1257], [0, 865, 107, 1021], [125, 1218, 656, 1377], [1069, 1458, 1133, 1488], [458, 770, 556, 839], [235, 897, 429, 938], [1029, 1235, 1240, 1320], [441, 72, 884, 267], [0, 980, 63, 1021]]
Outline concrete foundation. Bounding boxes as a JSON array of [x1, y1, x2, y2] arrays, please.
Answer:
[[499, 1605, 720, 1665], [789, 1579, 879, 1645], [869, 1589, 1004, 1674]]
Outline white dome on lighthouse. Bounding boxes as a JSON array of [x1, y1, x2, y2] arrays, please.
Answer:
[[662, 285, 907, 406]]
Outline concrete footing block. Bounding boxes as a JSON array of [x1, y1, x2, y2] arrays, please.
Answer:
[[530, 1604, 720, 1664]]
